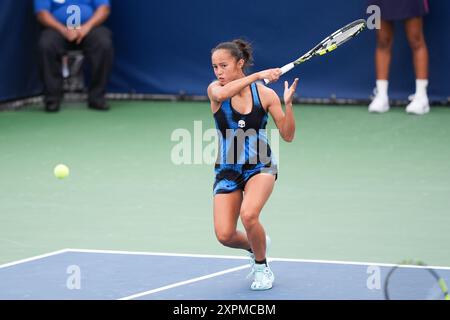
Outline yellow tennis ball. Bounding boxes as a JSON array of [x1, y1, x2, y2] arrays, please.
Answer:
[[54, 164, 70, 179]]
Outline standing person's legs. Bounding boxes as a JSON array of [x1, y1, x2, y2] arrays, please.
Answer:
[[38, 28, 68, 112], [80, 26, 114, 110], [404, 17, 430, 114], [375, 20, 395, 80], [369, 20, 394, 113], [404, 17, 428, 79]]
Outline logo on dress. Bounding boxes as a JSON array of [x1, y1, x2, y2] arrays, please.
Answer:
[[238, 119, 246, 128]]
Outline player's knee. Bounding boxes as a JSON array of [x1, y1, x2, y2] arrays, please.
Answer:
[[215, 230, 235, 246], [376, 36, 393, 51], [407, 34, 425, 51], [240, 209, 259, 229]]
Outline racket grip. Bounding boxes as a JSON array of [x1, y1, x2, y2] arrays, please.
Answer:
[[263, 62, 295, 85], [280, 62, 295, 74]]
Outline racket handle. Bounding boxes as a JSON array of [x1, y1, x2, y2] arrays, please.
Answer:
[[263, 62, 295, 85], [280, 62, 295, 74]]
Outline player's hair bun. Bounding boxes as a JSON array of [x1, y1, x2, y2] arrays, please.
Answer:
[[232, 39, 254, 68], [212, 39, 254, 71]]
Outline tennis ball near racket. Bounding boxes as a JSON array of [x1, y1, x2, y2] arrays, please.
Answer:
[[54, 164, 70, 179]]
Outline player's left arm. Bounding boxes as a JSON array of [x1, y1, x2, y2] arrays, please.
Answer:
[[264, 79, 299, 142]]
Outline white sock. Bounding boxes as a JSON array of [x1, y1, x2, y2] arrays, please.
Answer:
[[376, 80, 388, 97], [415, 79, 428, 98]]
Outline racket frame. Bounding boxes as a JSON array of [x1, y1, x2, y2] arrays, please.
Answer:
[[383, 260, 450, 300], [264, 19, 366, 84]]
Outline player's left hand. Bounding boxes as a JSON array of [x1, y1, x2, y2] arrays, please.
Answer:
[[284, 78, 299, 105]]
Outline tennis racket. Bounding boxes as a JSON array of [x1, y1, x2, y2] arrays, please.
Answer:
[[264, 18, 367, 84], [384, 260, 450, 300]]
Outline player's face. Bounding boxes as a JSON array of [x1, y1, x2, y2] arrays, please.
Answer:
[[211, 49, 244, 85]]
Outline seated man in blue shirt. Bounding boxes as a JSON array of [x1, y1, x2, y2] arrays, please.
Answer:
[[34, 0, 113, 112]]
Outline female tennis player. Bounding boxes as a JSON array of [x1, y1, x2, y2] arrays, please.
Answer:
[[207, 39, 298, 290]]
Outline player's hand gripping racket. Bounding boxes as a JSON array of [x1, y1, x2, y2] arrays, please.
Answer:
[[264, 19, 367, 84], [384, 260, 450, 300]]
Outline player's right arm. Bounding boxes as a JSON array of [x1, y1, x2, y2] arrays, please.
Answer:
[[207, 81, 222, 113], [207, 69, 282, 104]]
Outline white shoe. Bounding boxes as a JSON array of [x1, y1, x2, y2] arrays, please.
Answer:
[[368, 93, 390, 113], [246, 235, 271, 280], [406, 94, 430, 115], [250, 263, 275, 290]]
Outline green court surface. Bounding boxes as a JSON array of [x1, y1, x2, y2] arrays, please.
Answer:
[[1, 101, 449, 267]]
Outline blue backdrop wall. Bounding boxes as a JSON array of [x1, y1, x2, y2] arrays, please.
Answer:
[[1, 0, 449, 102]]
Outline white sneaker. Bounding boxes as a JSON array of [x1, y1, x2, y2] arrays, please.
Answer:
[[368, 93, 390, 113], [250, 263, 275, 290], [406, 94, 430, 115], [246, 235, 271, 281]]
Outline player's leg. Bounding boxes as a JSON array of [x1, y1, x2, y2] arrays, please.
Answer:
[[213, 190, 251, 250], [375, 19, 394, 80], [240, 173, 276, 290], [369, 19, 394, 113], [404, 17, 430, 115], [240, 173, 275, 262], [404, 17, 428, 79]]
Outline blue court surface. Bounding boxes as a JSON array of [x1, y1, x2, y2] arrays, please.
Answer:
[[1, 249, 449, 300]]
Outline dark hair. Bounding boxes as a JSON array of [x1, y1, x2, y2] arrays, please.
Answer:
[[211, 39, 254, 70]]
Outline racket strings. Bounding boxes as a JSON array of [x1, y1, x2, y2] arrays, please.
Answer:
[[385, 266, 448, 300], [323, 23, 365, 49]]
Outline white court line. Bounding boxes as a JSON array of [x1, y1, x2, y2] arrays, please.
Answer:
[[270, 257, 450, 271], [64, 248, 249, 260], [64, 248, 450, 271], [0, 249, 70, 269], [2, 247, 450, 272], [118, 264, 251, 300]]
